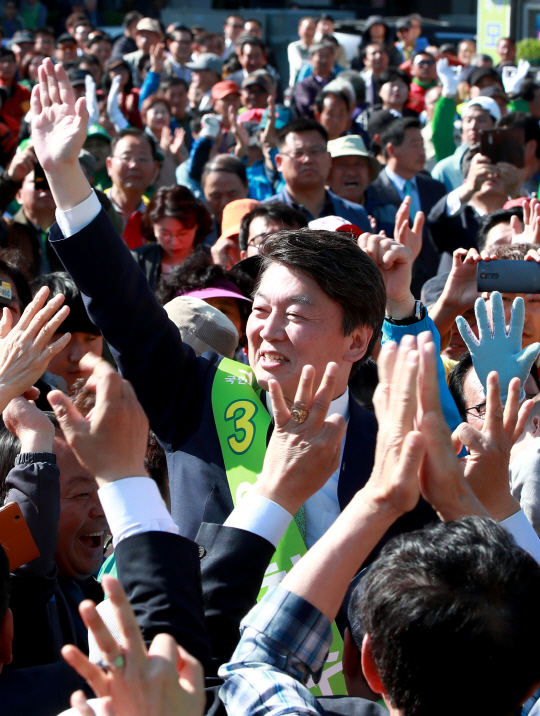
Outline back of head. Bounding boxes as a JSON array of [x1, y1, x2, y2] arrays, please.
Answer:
[[358, 516, 540, 716], [496, 111, 540, 159], [258, 229, 385, 363], [32, 272, 100, 336], [476, 207, 524, 251]]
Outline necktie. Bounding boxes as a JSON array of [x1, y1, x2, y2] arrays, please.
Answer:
[[404, 179, 420, 219]]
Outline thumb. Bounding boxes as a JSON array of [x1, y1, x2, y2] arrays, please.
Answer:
[[48, 390, 88, 442]]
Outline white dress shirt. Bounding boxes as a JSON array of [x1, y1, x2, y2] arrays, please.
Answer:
[[445, 187, 487, 218]]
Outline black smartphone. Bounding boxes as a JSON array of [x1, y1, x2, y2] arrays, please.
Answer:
[[479, 127, 525, 168], [477, 260, 540, 293], [34, 161, 50, 192]]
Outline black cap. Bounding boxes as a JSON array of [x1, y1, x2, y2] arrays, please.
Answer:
[[56, 33, 76, 47], [469, 66, 501, 88], [67, 69, 90, 87]]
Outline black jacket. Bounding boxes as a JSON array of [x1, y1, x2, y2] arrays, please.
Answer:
[[427, 194, 482, 275], [131, 242, 163, 292]]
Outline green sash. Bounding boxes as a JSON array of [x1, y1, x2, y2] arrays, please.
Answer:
[[212, 357, 347, 696]]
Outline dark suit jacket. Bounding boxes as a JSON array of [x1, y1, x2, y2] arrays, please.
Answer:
[[294, 74, 334, 118], [364, 170, 447, 297], [264, 188, 371, 232], [426, 194, 482, 275], [48, 208, 381, 541]]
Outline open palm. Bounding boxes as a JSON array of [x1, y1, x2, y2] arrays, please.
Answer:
[[31, 58, 89, 172]]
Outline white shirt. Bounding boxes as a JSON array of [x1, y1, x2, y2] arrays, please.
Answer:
[[445, 187, 488, 218]]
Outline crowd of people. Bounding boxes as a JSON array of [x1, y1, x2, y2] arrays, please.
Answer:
[[1, 6, 540, 716]]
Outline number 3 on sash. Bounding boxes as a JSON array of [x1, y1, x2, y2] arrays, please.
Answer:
[[225, 400, 258, 454]]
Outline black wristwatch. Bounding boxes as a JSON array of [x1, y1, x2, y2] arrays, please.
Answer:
[[385, 300, 424, 325]]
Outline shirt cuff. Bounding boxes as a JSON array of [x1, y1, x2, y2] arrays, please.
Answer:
[[446, 188, 462, 216], [98, 476, 179, 548], [224, 489, 293, 548], [55, 190, 101, 237], [501, 509, 540, 564]]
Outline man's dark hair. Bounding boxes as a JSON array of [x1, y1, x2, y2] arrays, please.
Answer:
[[277, 118, 328, 149], [380, 117, 421, 158], [477, 207, 524, 251], [124, 11, 142, 28], [318, 13, 334, 22], [357, 516, 540, 716], [314, 88, 350, 114], [520, 79, 539, 103], [378, 67, 411, 88], [440, 42, 457, 55], [258, 229, 385, 364], [160, 76, 189, 93], [496, 111, 540, 159], [0, 47, 16, 62], [245, 18, 262, 29], [35, 27, 55, 39], [361, 41, 387, 60], [500, 36, 516, 45], [77, 53, 100, 69], [167, 25, 193, 41], [88, 34, 112, 48], [239, 203, 307, 250], [412, 50, 435, 64], [110, 127, 157, 161], [238, 34, 265, 55], [32, 272, 100, 336], [202, 154, 248, 187], [448, 350, 473, 420], [491, 242, 535, 260]]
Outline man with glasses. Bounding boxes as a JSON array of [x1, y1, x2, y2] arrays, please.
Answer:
[[104, 128, 159, 249], [54, 33, 78, 66], [164, 26, 193, 83], [264, 118, 371, 229], [238, 203, 307, 260], [222, 14, 245, 62], [407, 51, 438, 114]]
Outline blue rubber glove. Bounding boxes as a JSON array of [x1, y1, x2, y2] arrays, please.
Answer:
[[456, 291, 540, 404]]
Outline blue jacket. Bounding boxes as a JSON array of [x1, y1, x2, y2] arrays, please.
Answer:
[[264, 188, 371, 231]]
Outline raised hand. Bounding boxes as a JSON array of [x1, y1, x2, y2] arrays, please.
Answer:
[[428, 248, 481, 339], [415, 332, 487, 521], [502, 59, 531, 95], [358, 231, 415, 319], [62, 575, 205, 716], [511, 198, 540, 244], [107, 75, 129, 132], [169, 127, 186, 161], [150, 42, 166, 74], [48, 355, 148, 486], [394, 195, 423, 261], [5, 144, 36, 183], [31, 58, 89, 173], [230, 106, 249, 160], [363, 336, 424, 515], [454, 372, 531, 520], [255, 362, 347, 515], [85, 73, 99, 127], [456, 291, 540, 403], [0, 286, 70, 412], [3, 396, 55, 453], [436, 57, 463, 97]]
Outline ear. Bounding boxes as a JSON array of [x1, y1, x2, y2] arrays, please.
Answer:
[[343, 325, 372, 364], [314, 110, 321, 122], [0, 608, 13, 667], [240, 249, 247, 260], [525, 139, 537, 161], [105, 155, 113, 177], [342, 627, 362, 679], [385, 141, 394, 159], [361, 633, 385, 696], [275, 153, 283, 172], [532, 415, 540, 438]]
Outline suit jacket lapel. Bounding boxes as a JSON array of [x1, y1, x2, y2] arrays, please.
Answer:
[[337, 395, 378, 511]]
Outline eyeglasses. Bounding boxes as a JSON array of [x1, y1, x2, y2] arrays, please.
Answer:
[[465, 402, 486, 419], [280, 146, 327, 160], [155, 227, 195, 239], [416, 60, 434, 67], [247, 232, 270, 249], [112, 154, 153, 165]]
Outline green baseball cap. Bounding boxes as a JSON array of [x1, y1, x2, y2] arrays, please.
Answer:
[[86, 124, 112, 142]]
